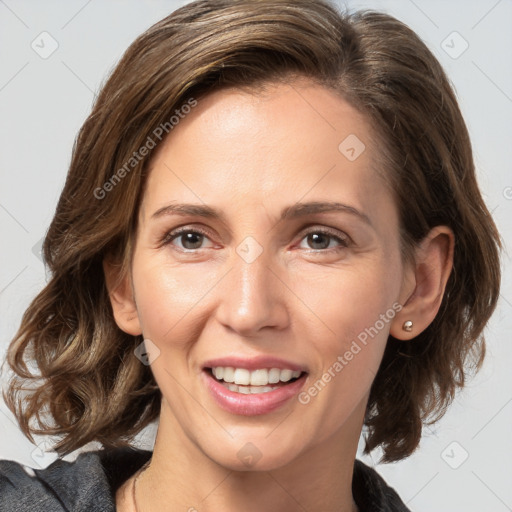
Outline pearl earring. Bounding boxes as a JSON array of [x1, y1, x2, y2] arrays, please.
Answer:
[[402, 320, 413, 332]]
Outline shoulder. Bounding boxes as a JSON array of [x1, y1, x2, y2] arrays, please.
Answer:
[[0, 446, 152, 512], [353, 459, 412, 512]]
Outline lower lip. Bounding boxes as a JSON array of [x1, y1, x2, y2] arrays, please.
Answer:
[[202, 370, 308, 416]]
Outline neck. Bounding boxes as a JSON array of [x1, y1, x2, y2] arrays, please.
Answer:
[[134, 400, 364, 512]]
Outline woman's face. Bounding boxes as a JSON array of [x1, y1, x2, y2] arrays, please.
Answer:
[[126, 79, 411, 470]]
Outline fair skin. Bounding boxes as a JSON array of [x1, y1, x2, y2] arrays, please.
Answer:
[[107, 79, 454, 512]]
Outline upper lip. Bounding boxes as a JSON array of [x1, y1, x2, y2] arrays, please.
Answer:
[[202, 356, 308, 373]]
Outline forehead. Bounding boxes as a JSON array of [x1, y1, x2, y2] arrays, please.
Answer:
[[140, 80, 394, 227]]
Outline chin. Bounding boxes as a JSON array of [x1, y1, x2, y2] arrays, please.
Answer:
[[204, 437, 303, 472]]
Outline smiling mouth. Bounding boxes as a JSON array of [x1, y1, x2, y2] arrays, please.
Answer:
[[205, 367, 307, 395]]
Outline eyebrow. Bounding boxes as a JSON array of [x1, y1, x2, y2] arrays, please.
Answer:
[[151, 201, 372, 226]]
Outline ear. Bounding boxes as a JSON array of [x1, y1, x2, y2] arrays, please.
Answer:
[[390, 226, 454, 340], [103, 257, 142, 336]]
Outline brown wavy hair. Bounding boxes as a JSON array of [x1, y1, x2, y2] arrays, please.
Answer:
[[4, 0, 501, 462]]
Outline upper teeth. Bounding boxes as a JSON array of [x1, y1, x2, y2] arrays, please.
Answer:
[[212, 367, 302, 386]]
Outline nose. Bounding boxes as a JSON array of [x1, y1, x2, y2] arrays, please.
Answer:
[[215, 244, 290, 338]]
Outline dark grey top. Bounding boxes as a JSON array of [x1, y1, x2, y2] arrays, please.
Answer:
[[0, 447, 411, 511]]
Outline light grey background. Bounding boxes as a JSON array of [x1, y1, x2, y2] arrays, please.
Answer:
[[1, 1, 511, 510]]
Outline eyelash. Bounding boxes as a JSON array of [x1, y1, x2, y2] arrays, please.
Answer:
[[160, 225, 350, 253]]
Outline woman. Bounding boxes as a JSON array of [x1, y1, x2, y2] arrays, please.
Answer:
[[0, 1, 501, 511]]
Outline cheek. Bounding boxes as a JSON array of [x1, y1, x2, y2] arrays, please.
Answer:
[[306, 292, 391, 403], [292, 258, 400, 411], [131, 256, 221, 346], [291, 256, 401, 347], [296, 290, 393, 441]]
